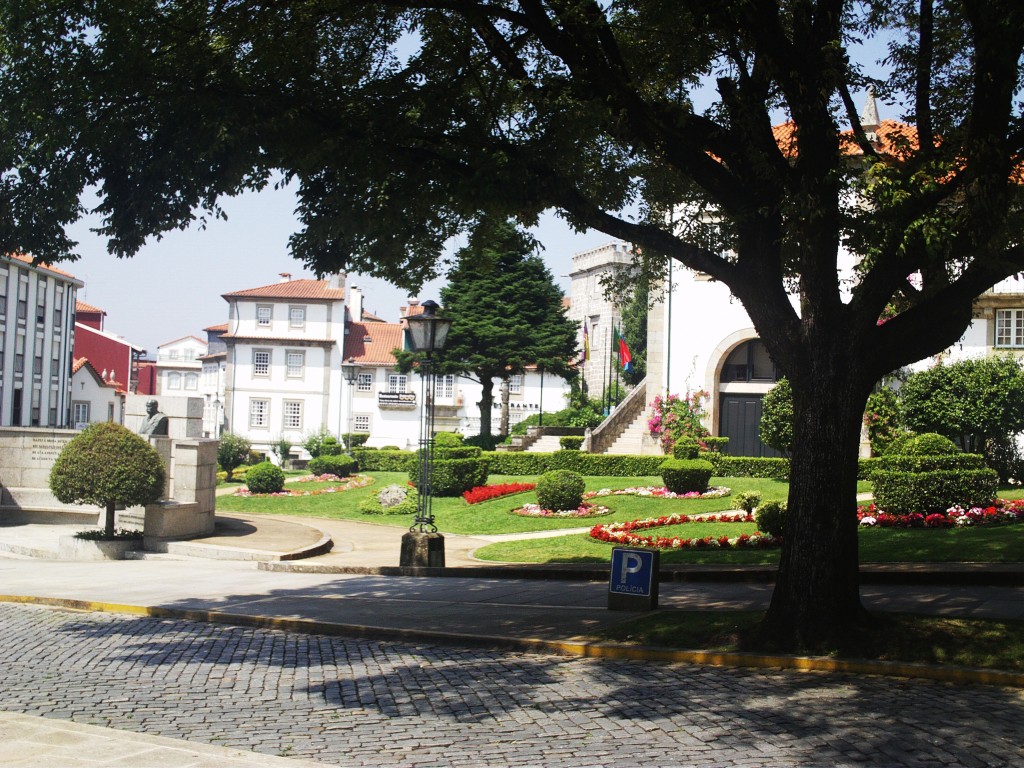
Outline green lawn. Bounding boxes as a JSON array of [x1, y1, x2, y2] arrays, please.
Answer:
[[216, 471, 1024, 563], [596, 611, 1024, 671]]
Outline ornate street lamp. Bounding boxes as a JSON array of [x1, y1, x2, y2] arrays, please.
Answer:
[[400, 299, 452, 567], [340, 357, 359, 455]]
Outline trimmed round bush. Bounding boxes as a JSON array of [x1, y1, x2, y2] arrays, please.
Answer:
[[535, 470, 586, 512], [874, 432, 997, 515], [755, 501, 786, 537], [672, 440, 700, 459], [659, 458, 714, 494], [559, 435, 584, 450], [886, 432, 958, 456], [433, 431, 465, 449], [245, 461, 286, 494], [307, 454, 357, 477]]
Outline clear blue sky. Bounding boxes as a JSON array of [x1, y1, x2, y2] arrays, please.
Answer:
[[64, 184, 611, 356]]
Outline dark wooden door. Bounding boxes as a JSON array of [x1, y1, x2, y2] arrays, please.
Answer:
[[719, 394, 782, 457]]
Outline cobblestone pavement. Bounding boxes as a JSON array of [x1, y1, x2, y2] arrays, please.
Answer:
[[3, 603, 1023, 768]]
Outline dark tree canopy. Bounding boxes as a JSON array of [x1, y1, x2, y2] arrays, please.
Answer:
[[399, 217, 578, 437], [5, 0, 1024, 651]]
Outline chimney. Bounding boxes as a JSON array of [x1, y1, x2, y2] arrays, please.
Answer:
[[860, 86, 880, 143], [278, 272, 292, 283]]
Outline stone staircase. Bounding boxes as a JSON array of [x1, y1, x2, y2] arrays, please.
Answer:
[[602, 410, 653, 454], [526, 434, 566, 452]]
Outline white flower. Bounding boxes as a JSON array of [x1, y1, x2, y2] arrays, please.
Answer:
[[859, 516, 877, 526]]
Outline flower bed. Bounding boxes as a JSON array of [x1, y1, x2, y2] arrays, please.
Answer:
[[512, 502, 611, 518], [463, 482, 537, 504], [589, 512, 781, 550], [857, 499, 1024, 528], [583, 485, 730, 500], [233, 474, 373, 497]]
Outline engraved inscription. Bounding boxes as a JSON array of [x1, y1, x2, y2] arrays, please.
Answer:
[[30, 436, 69, 464]]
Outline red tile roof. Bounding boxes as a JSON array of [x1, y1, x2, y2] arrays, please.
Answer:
[[4, 252, 79, 279], [204, 322, 229, 332], [76, 300, 105, 315], [343, 322, 405, 365], [771, 119, 919, 160], [222, 278, 345, 302]]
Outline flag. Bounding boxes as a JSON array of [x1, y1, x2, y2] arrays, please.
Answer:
[[615, 324, 633, 373], [581, 321, 590, 363]]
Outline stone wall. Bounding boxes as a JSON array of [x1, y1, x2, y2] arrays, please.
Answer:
[[0, 425, 217, 539]]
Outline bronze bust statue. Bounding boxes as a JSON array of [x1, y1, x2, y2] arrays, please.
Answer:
[[138, 399, 169, 436]]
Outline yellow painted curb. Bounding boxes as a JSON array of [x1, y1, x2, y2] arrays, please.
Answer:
[[4, 594, 1023, 689]]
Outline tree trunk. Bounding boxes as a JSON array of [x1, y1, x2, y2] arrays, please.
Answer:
[[500, 377, 511, 436], [478, 379, 494, 437], [758, 370, 872, 652], [104, 500, 116, 539]]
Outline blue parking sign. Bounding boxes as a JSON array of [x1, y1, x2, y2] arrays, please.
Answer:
[[609, 548, 656, 597]]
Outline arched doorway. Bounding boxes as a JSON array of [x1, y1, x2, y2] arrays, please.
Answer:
[[717, 339, 783, 457]]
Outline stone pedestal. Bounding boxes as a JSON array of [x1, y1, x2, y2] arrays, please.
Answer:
[[400, 531, 445, 568]]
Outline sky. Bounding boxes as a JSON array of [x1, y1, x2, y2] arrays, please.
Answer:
[[64, 186, 614, 356]]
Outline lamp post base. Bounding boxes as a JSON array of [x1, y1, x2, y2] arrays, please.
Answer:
[[400, 531, 446, 568]]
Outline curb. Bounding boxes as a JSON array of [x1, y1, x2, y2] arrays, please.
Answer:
[[3, 594, 1022, 690]]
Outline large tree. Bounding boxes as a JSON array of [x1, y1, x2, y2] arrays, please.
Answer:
[[399, 217, 578, 438], [2, 1, 1023, 651]]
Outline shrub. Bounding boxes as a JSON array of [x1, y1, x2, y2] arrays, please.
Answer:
[[872, 433, 998, 515], [307, 454, 357, 477], [888, 432, 959, 456], [303, 428, 336, 458], [731, 491, 762, 514], [759, 378, 793, 455], [464, 433, 499, 451], [353, 448, 416, 472], [341, 433, 369, 449], [358, 484, 419, 515], [672, 439, 700, 459], [659, 458, 714, 494], [409, 457, 490, 497], [707, 455, 791, 479], [648, 391, 710, 454], [535, 470, 586, 512], [217, 432, 251, 481], [702, 437, 729, 453], [755, 501, 787, 537], [269, 436, 292, 466], [864, 386, 904, 456], [433, 431, 465, 448], [245, 461, 286, 494], [49, 422, 166, 538], [559, 435, 584, 450]]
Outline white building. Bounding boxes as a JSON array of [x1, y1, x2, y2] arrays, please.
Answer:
[[155, 335, 208, 397], [70, 358, 125, 428], [0, 254, 82, 427], [199, 323, 228, 438], [221, 273, 348, 458]]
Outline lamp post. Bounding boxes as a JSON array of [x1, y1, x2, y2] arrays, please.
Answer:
[[340, 357, 358, 455], [212, 397, 222, 439], [399, 299, 452, 568]]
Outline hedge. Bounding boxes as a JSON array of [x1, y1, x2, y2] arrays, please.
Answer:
[[659, 458, 714, 493], [352, 448, 416, 472], [410, 457, 490, 497], [872, 468, 998, 515], [307, 454, 357, 477], [705, 455, 791, 479]]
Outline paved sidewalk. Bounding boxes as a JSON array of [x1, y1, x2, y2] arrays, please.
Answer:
[[2, 512, 1024, 765]]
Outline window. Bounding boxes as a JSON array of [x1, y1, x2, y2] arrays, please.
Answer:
[[184, 372, 199, 390], [36, 300, 46, 325], [17, 299, 26, 321], [720, 340, 779, 383], [289, 306, 306, 328], [249, 398, 270, 428], [996, 309, 1024, 348], [357, 372, 373, 392], [353, 414, 370, 432], [282, 400, 303, 430], [388, 374, 408, 392], [53, 305, 62, 326], [72, 401, 90, 426], [509, 374, 523, 394], [257, 305, 272, 326], [167, 372, 182, 389], [286, 350, 305, 378], [253, 349, 270, 376], [33, 355, 42, 376], [435, 374, 455, 398]]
